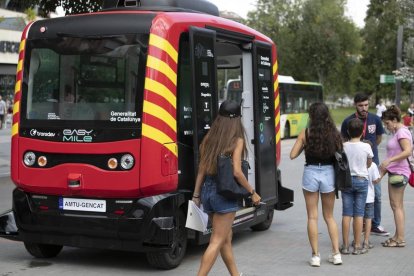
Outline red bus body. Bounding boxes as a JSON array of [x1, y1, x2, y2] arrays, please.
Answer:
[[1, 1, 293, 269]]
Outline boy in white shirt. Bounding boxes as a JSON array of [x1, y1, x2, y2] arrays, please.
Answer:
[[362, 140, 381, 249], [341, 118, 374, 255]]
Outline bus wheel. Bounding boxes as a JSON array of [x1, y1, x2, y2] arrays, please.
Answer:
[[250, 208, 274, 231], [146, 211, 187, 269], [284, 123, 290, 139], [24, 242, 63, 258]]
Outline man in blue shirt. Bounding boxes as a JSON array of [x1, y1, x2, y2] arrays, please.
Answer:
[[341, 93, 389, 236]]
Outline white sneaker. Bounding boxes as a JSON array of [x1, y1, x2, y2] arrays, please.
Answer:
[[328, 253, 343, 265], [309, 254, 320, 267]]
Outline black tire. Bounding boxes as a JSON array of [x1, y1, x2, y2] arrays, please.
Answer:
[[284, 123, 290, 139], [251, 208, 274, 231], [146, 211, 187, 269], [24, 242, 63, 258]]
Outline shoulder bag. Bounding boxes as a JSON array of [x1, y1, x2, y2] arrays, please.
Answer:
[[397, 136, 414, 188], [406, 155, 414, 188], [216, 155, 250, 199], [334, 150, 352, 197]]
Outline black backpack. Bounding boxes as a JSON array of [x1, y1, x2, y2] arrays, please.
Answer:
[[334, 151, 352, 198]]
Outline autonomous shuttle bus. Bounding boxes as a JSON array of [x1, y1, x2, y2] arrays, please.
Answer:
[[0, 0, 293, 269]]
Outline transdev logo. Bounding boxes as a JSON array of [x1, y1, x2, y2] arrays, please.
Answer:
[[30, 129, 56, 137]]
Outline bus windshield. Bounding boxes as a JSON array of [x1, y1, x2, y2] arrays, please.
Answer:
[[22, 34, 148, 126]]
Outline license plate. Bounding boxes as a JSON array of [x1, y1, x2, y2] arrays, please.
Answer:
[[59, 197, 106, 212]]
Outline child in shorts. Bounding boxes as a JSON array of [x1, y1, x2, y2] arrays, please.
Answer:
[[362, 140, 381, 250], [341, 118, 374, 255]]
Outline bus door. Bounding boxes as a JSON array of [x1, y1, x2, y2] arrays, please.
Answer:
[[253, 41, 277, 203], [189, 27, 217, 173], [241, 53, 256, 188]]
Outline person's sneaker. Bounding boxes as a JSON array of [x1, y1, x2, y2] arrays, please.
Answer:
[[340, 245, 350, 255], [371, 226, 390, 236], [352, 247, 368, 255], [363, 241, 374, 249], [309, 254, 320, 267], [328, 253, 343, 265]]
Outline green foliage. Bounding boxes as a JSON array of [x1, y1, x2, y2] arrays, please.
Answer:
[[330, 107, 377, 126], [357, 0, 413, 100], [24, 8, 36, 21], [14, 0, 103, 16], [357, 0, 401, 99], [330, 107, 355, 125], [246, 0, 362, 99]]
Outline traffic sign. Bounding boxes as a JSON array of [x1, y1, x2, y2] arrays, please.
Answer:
[[380, 74, 395, 84]]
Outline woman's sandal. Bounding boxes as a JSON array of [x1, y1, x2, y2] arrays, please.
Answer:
[[381, 238, 394, 246], [382, 239, 406, 247]]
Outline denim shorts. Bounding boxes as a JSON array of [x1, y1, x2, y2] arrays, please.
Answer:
[[341, 176, 368, 217], [364, 202, 374, 219], [201, 176, 240, 214], [302, 164, 335, 193]]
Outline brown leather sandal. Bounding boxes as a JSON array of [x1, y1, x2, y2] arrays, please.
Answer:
[[381, 238, 394, 246], [383, 239, 406, 247]]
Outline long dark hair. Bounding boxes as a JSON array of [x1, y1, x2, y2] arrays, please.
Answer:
[[199, 115, 247, 175], [305, 102, 342, 157]]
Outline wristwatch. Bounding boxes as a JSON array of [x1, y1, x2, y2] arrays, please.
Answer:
[[250, 189, 255, 196]]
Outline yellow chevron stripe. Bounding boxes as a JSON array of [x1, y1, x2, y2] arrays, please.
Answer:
[[14, 80, 21, 94], [143, 100, 176, 132], [149, 34, 178, 64], [273, 60, 278, 75], [274, 93, 280, 110], [274, 77, 279, 93], [19, 39, 26, 52], [145, 78, 176, 109], [12, 122, 18, 137], [13, 101, 19, 115], [142, 123, 177, 157], [17, 59, 23, 72], [147, 55, 177, 86], [276, 128, 281, 144], [275, 112, 280, 125]]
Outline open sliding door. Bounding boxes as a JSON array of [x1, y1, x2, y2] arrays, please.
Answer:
[[189, 27, 218, 172]]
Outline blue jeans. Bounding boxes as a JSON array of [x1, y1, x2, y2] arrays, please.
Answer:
[[372, 183, 381, 228], [372, 157, 381, 228], [341, 176, 368, 217], [364, 202, 374, 219]]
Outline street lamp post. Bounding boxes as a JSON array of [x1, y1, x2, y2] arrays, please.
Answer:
[[395, 25, 403, 107]]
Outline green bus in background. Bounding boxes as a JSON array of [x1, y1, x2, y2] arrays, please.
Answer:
[[279, 76, 323, 139]]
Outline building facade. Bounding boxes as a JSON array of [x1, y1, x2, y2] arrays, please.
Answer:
[[0, 8, 27, 103]]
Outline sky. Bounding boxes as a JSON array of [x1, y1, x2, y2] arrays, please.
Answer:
[[207, 0, 370, 28]]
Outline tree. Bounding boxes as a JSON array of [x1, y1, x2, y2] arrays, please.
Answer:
[[6, 0, 103, 16], [246, 0, 361, 98], [357, 0, 413, 101], [246, 0, 304, 77]]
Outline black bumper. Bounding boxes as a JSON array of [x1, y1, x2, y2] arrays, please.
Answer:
[[10, 188, 186, 252], [0, 209, 19, 241]]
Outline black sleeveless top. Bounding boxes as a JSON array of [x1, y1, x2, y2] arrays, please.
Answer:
[[304, 128, 335, 165]]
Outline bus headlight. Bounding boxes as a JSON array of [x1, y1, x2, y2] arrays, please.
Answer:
[[120, 154, 134, 170], [37, 156, 47, 167], [23, 152, 36, 167], [107, 158, 118, 170]]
